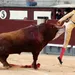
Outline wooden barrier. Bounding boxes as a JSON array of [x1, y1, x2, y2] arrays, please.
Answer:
[[0, 20, 37, 33]]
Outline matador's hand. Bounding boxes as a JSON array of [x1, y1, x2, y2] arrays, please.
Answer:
[[56, 21, 62, 26]]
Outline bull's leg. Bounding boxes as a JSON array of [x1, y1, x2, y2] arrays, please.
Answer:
[[32, 52, 39, 69], [0, 55, 11, 69]]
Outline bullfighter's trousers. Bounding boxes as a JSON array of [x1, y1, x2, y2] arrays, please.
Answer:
[[53, 21, 75, 48], [63, 21, 75, 48]]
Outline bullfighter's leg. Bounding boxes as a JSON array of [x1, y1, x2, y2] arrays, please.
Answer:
[[58, 22, 75, 64], [0, 55, 11, 69]]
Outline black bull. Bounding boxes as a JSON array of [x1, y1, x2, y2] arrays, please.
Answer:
[[0, 21, 58, 69]]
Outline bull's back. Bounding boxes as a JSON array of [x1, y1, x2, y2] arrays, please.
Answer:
[[0, 29, 27, 43]]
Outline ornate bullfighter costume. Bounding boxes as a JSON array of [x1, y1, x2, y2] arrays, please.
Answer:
[[57, 10, 75, 64]]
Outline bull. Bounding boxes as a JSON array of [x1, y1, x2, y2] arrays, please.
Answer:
[[0, 20, 58, 69]]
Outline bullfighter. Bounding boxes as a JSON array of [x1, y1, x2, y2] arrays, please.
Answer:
[[56, 10, 75, 64]]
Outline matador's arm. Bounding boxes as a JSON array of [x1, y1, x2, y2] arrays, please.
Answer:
[[57, 10, 75, 26], [59, 10, 75, 22]]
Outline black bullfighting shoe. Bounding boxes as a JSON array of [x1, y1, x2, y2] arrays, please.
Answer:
[[58, 57, 63, 64]]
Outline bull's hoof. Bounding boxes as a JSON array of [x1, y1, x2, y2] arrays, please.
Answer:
[[36, 63, 40, 68], [3, 64, 12, 69], [32, 63, 41, 69], [4, 65, 11, 69]]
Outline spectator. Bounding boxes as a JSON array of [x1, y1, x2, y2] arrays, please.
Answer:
[[26, 0, 37, 6], [56, 10, 75, 64], [24, 17, 28, 20], [56, 9, 63, 20]]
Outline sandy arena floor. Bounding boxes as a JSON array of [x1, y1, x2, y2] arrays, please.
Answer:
[[0, 53, 75, 75]]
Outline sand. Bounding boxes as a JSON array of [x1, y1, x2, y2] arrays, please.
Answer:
[[0, 53, 75, 75]]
